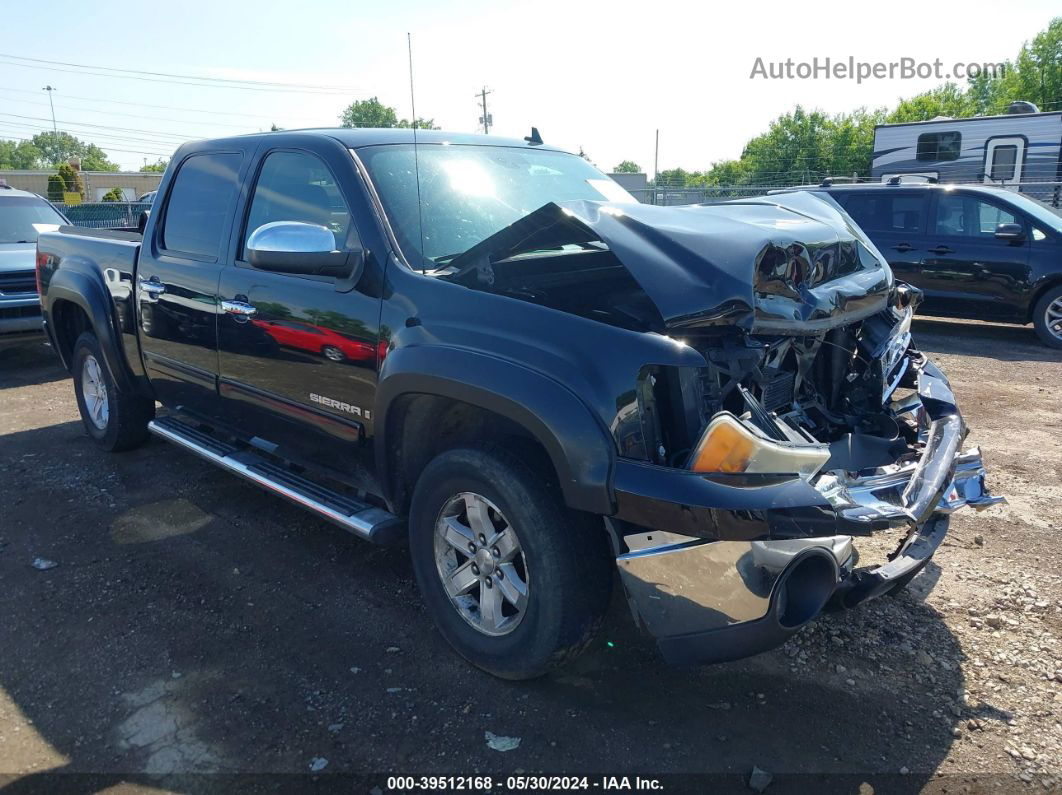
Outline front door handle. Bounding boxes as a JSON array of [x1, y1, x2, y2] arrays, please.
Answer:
[[139, 276, 166, 302], [221, 299, 257, 319], [892, 243, 915, 253], [928, 246, 954, 255]]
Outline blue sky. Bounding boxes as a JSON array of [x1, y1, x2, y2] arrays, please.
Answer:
[[1, 0, 1058, 172]]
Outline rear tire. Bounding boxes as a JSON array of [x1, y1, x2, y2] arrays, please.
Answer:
[[72, 331, 154, 452], [1032, 285, 1062, 349], [408, 445, 612, 680]]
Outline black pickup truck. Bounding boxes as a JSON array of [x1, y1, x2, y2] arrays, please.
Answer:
[[37, 129, 1002, 679]]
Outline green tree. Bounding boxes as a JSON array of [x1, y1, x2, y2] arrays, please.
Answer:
[[612, 160, 641, 173], [140, 158, 169, 173], [101, 187, 123, 202], [46, 174, 65, 202], [886, 83, 975, 123], [340, 97, 400, 128], [0, 139, 43, 169], [339, 96, 437, 129], [56, 163, 85, 199], [30, 131, 119, 171]]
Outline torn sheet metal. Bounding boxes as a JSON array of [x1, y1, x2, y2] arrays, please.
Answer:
[[447, 191, 893, 334]]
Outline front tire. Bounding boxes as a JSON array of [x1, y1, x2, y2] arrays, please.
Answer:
[[1033, 285, 1062, 350], [72, 331, 155, 451], [408, 446, 612, 680]]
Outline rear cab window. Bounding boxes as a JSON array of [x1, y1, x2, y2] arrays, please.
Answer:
[[160, 152, 243, 260]]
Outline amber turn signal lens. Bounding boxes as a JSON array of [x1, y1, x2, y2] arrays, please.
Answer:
[[689, 416, 755, 473], [688, 413, 831, 479]]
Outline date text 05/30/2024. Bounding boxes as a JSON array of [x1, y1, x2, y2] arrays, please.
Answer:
[[386, 776, 664, 791]]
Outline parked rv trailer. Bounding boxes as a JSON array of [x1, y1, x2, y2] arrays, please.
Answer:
[[871, 108, 1062, 205]]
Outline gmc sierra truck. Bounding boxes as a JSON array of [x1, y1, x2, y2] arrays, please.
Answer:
[[37, 129, 1003, 679]]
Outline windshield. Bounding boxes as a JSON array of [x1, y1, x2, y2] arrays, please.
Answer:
[[0, 195, 66, 244], [355, 143, 636, 266], [999, 191, 1062, 232]]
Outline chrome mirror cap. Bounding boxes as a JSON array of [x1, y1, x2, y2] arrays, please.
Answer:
[[247, 221, 337, 255]]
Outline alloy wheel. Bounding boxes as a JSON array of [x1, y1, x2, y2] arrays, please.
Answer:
[[1047, 296, 1062, 342], [433, 492, 530, 637], [81, 354, 109, 430]]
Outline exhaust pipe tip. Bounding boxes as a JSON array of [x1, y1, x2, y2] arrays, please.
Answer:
[[775, 550, 838, 630]]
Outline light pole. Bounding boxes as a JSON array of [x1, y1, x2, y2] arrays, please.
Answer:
[[42, 85, 58, 136]]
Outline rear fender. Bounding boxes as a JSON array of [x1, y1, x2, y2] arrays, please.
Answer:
[[45, 261, 135, 393]]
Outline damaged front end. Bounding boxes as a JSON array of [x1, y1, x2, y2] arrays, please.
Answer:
[[611, 288, 1004, 665], [437, 189, 1003, 666]]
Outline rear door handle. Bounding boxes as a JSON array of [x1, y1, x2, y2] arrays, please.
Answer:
[[138, 276, 166, 302], [929, 246, 954, 255], [221, 299, 257, 319], [892, 243, 915, 253]]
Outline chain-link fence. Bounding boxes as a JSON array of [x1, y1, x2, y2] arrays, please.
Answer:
[[53, 202, 151, 229]]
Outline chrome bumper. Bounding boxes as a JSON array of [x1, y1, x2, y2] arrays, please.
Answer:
[[615, 354, 1004, 666]]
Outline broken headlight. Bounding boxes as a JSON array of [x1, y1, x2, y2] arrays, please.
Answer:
[[687, 412, 830, 480]]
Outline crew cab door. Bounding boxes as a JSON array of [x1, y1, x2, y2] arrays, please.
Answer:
[[216, 142, 383, 483], [137, 149, 246, 414], [919, 191, 1031, 320]]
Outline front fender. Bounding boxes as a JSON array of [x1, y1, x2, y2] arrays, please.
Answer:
[[376, 345, 616, 515]]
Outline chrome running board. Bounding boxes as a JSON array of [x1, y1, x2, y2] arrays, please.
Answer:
[[148, 416, 403, 545]]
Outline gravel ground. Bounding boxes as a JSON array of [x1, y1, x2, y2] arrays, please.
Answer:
[[0, 315, 1059, 794]]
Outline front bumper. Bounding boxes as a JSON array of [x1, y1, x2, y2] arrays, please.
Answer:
[[612, 355, 1004, 665], [0, 295, 44, 342]]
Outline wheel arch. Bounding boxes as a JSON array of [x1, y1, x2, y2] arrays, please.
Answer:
[[375, 346, 616, 517], [45, 267, 134, 393], [1028, 276, 1062, 323]]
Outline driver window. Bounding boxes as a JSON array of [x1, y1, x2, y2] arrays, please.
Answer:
[[242, 151, 353, 256]]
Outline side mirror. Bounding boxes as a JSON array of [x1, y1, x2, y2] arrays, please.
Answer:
[[247, 221, 360, 279], [994, 222, 1025, 242]]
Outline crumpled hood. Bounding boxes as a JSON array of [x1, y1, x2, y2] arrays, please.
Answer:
[[450, 190, 893, 333], [0, 243, 36, 274]]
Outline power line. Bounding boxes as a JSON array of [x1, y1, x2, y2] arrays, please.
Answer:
[[0, 52, 359, 93], [1, 93, 260, 131], [0, 112, 203, 141], [0, 132, 172, 159], [0, 86, 321, 123], [0, 57, 354, 95]]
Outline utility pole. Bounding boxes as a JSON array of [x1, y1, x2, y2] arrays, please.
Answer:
[[42, 85, 58, 135], [476, 86, 492, 134]]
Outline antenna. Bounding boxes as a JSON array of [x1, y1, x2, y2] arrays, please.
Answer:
[[407, 32, 425, 270]]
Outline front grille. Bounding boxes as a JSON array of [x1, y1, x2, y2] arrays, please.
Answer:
[[0, 304, 41, 319], [0, 270, 37, 295]]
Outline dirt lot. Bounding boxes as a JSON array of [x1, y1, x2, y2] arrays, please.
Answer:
[[0, 316, 1059, 793]]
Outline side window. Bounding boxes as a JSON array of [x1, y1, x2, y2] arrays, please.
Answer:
[[916, 131, 962, 162], [976, 200, 1018, 236], [841, 193, 925, 233], [933, 195, 1019, 238], [161, 152, 241, 259], [242, 151, 353, 257]]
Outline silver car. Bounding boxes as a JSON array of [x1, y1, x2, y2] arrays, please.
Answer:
[[0, 184, 68, 344]]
